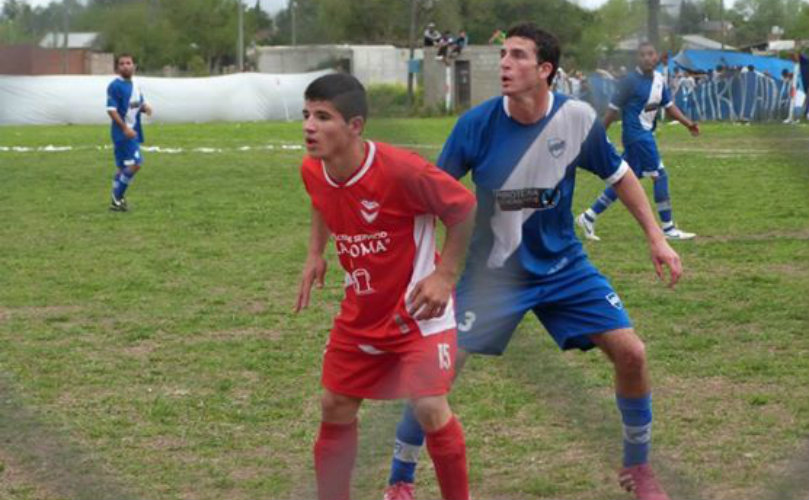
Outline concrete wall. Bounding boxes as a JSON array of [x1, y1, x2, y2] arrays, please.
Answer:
[[254, 45, 422, 87], [85, 52, 114, 75], [423, 45, 501, 111]]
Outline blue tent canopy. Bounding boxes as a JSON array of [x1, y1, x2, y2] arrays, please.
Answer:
[[673, 49, 794, 81]]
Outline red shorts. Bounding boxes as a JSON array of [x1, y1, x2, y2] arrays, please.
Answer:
[[321, 329, 457, 400]]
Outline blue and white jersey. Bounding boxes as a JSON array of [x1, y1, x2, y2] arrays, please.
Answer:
[[106, 77, 145, 143], [439, 92, 629, 281], [609, 68, 672, 146]]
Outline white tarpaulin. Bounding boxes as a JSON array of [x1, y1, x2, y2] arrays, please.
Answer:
[[0, 71, 331, 125]]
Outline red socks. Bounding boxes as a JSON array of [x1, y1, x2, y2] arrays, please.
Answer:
[[426, 415, 469, 500], [315, 416, 468, 500], [314, 420, 358, 500]]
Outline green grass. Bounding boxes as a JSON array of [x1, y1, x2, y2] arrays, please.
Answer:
[[1, 119, 808, 499]]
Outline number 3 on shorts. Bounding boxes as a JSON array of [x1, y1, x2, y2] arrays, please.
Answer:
[[438, 343, 451, 370]]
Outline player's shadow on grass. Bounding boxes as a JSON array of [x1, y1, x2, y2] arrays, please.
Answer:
[[0, 373, 135, 500]]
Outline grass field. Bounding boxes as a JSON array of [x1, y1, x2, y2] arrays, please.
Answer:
[[1, 118, 808, 500]]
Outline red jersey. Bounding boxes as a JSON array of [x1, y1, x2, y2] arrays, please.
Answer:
[[301, 141, 475, 344]]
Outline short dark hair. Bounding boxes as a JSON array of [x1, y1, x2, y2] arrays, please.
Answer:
[[505, 23, 560, 86], [638, 41, 657, 51], [115, 53, 134, 66], [304, 73, 367, 122]]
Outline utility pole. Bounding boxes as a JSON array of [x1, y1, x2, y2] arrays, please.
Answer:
[[647, 0, 660, 47], [407, 0, 418, 104], [719, 0, 725, 51], [237, 0, 244, 70], [62, 1, 69, 73], [290, 0, 297, 46]]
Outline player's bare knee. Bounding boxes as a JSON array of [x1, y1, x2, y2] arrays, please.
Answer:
[[320, 391, 361, 423], [615, 339, 647, 375], [411, 395, 452, 432]]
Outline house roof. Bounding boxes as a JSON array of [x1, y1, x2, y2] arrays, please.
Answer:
[[681, 34, 736, 51], [39, 32, 100, 49]]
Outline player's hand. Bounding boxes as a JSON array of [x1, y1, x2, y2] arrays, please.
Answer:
[[123, 126, 137, 139], [650, 238, 682, 288], [687, 121, 700, 137], [141, 103, 153, 116], [294, 254, 327, 313], [407, 269, 454, 320]]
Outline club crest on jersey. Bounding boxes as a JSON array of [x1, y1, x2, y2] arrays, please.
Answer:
[[606, 292, 624, 310], [360, 199, 380, 223], [548, 137, 566, 158]]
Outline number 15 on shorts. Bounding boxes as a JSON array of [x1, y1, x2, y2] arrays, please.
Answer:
[[438, 343, 452, 370]]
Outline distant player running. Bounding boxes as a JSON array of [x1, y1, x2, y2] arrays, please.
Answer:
[[106, 53, 151, 211], [383, 25, 680, 500], [295, 73, 476, 500], [577, 42, 699, 241]]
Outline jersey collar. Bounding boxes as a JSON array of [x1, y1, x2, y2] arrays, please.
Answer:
[[502, 91, 554, 122], [321, 140, 376, 188]]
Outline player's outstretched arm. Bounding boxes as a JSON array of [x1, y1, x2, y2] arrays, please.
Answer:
[[294, 207, 330, 313], [141, 102, 153, 116], [613, 170, 682, 288], [665, 104, 699, 137], [602, 107, 620, 131], [407, 207, 475, 321]]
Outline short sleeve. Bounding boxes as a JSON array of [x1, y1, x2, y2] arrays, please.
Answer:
[[436, 117, 472, 179], [106, 82, 119, 111], [402, 157, 476, 227], [579, 119, 628, 185], [609, 76, 633, 111]]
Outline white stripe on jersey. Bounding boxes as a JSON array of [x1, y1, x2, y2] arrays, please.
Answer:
[[124, 78, 142, 128], [487, 98, 597, 268], [406, 213, 455, 336], [639, 70, 665, 131]]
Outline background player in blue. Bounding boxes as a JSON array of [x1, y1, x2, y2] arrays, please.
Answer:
[[106, 53, 152, 212], [383, 24, 682, 500], [577, 42, 700, 241]]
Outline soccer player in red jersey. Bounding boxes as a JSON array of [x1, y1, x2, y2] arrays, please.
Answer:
[[294, 73, 476, 500]]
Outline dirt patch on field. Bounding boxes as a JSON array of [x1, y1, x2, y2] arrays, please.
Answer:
[[656, 375, 800, 500], [0, 449, 55, 500]]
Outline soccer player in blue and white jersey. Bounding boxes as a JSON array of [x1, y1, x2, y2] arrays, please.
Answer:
[[577, 42, 700, 241], [383, 25, 680, 500], [106, 53, 152, 211]]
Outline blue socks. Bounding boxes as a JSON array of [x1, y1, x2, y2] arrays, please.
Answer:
[[617, 394, 653, 467], [112, 167, 137, 199], [588, 186, 619, 218], [653, 169, 673, 229], [388, 405, 425, 485], [388, 396, 652, 481]]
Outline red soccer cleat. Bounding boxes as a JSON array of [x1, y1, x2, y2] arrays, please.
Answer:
[[383, 481, 415, 500], [619, 463, 670, 500]]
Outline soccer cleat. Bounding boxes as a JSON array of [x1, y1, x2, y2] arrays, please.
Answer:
[[619, 464, 670, 500], [383, 481, 415, 500], [109, 195, 127, 212], [576, 213, 601, 241], [663, 227, 695, 240]]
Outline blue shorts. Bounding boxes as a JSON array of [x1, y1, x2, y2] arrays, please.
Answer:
[[454, 258, 632, 355], [113, 139, 143, 169], [623, 139, 663, 178]]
